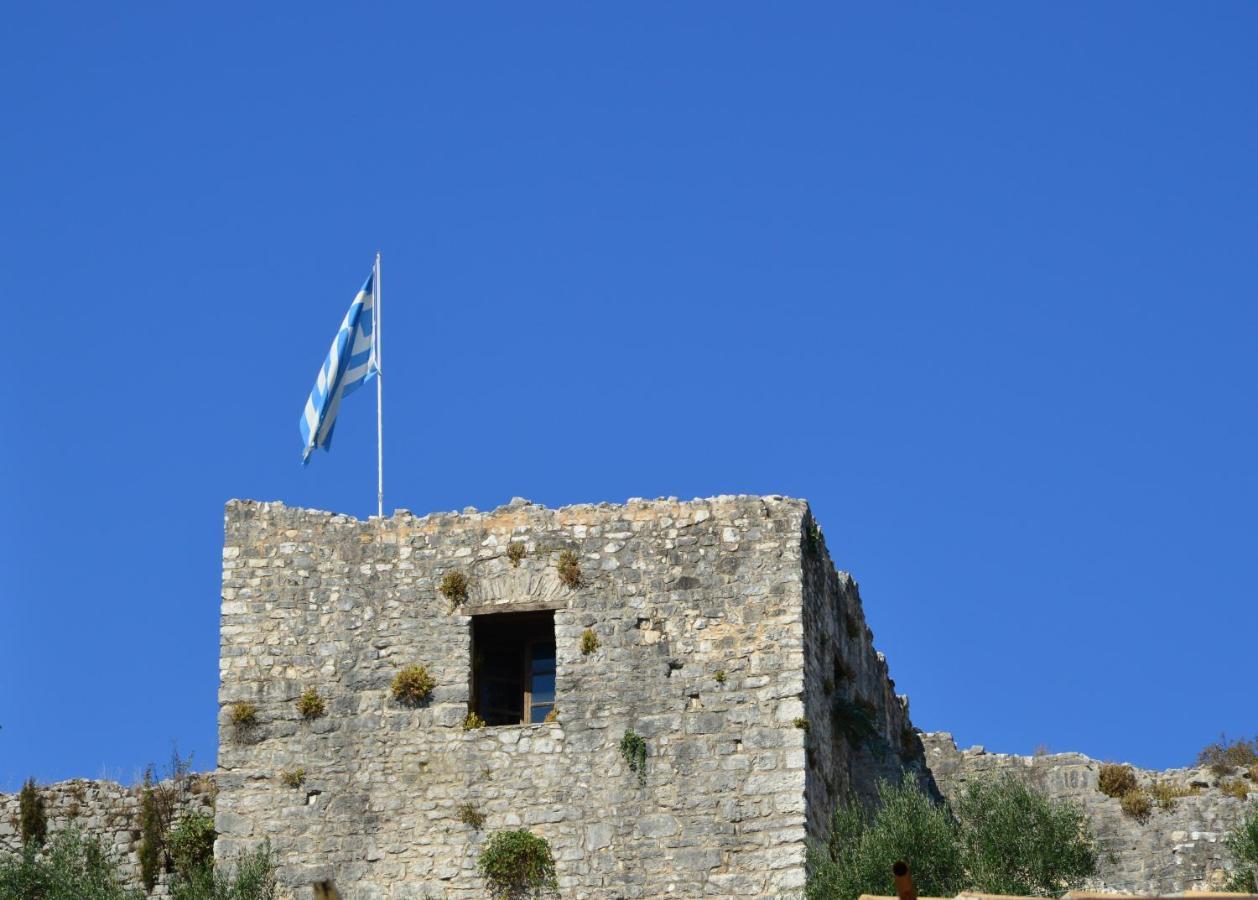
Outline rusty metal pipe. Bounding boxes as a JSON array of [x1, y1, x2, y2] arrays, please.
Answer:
[[892, 860, 917, 900]]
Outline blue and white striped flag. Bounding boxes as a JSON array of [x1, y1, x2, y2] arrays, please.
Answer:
[[299, 270, 378, 463]]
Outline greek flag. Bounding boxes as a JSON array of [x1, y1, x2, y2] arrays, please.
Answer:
[[299, 270, 378, 463]]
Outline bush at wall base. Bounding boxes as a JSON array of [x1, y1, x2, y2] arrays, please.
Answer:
[[477, 829, 559, 899]]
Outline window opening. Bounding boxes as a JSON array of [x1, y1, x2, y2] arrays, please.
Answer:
[[471, 610, 557, 726]]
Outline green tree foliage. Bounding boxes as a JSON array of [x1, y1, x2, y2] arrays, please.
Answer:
[[1224, 808, 1258, 893], [169, 843, 277, 900], [137, 769, 167, 890], [956, 775, 1098, 896], [19, 778, 47, 848], [0, 827, 143, 900], [168, 813, 216, 879], [807, 775, 1098, 900], [477, 829, 559, 899], [807, 777, 964, 900]]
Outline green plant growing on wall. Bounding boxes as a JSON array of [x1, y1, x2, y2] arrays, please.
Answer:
[[844, 613, 861, 639], [392, 664, 436, 705], [280, 768, 306, 789], [477, 829, 559, 899], [507, 542, 526, 566], [296, 688, 325, 720], [1198, 734, 1258, 777], [580, 628, 599, 655], [1221, 778, 1251, 800], [168, 813, 216, 878], [18, 779, 46, 848], [1147, 779, 1197, 810], [556, 550, 582, 588], [463, 711, 486, 731], [169, 842, 278, 900], [804, 519, 823, 555], [714, 669, 726, 685], [1223, 808, 1258, 892], [794, 717, 811, 732], [138, 770, 166, 891], [1097, 763, 1137, 798], [1120, 789, 1152, 823], [457, 802, 487, 830], [230, 701, 258, 729], [439, 570, 470, 608], [832, 696, 877, 746], [620, 729, 647, 785]]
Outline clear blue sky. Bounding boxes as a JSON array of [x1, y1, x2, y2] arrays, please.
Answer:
[[2, 3, 1254, 790]]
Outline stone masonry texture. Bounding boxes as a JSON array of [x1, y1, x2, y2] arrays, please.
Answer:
[[922, 732, 1255, 894], [215, 495, 925, 899]]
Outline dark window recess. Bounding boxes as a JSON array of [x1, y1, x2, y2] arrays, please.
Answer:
[[471, 610, 557, 726]]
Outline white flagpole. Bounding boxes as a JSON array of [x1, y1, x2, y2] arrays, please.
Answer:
[[375, 251, 384, 519]]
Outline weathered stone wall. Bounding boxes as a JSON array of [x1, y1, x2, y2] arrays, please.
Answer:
[[922, 732, 1255, 894], [800, 517, 934, 845], [217, 495, 923, 899], [0, 776, 215, 895]]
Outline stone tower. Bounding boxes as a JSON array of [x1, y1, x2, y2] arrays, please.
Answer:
[[216, 495, 927, 899]]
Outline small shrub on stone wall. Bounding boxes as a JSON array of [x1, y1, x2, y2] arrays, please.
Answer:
[[794, 717, 811, 732], [620, 729, 647, 785], [714, 669, 726, 684], [1198, 734, 1258, 777], [1223, 808, 1258, 892], [1120, 789, 1152, 823], [280, 768, 306, 789], [457, 802, 486, 829], [1221, 778, 1251, 800], [18, 778, 46, 848], [556, 550, 582, 588], [1148, 778, 1197, 810], [844, 613, 861, 639], [230, 701, 259, 728], [297, 688, 325, 719], [832, 696, 877, 746], [439, 570, 470, 608], [580, 628, 599, 655], [169, 812, 216, 878], [138, 771, 166, 891], [507, 542, 526, 566], [170, 842, 277, 900], [391, 664, 437, 705], [463, 711, 486, 731], [1097, 763, 1137, 798], [805, 519, 823, 555], [477, 829, 559, 899]]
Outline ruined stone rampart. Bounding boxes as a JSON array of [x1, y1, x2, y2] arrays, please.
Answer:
[[0, 776, 214, 895], [922, 732, 1255, 894]]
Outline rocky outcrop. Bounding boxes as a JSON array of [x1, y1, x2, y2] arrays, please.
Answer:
[[922, 732, 1255, 894]]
